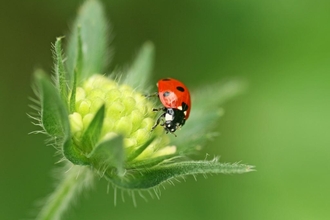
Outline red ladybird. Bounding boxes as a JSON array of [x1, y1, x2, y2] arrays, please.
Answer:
[[151, 78, 191, 134]]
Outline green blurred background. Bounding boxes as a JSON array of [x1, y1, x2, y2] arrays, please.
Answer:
[[1, 0, 330, 219]]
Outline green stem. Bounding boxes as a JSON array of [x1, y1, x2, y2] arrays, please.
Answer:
[[37, 163, 94, 220]]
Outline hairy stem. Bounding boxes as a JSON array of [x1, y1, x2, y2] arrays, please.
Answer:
[[36, 163, 94, 220]]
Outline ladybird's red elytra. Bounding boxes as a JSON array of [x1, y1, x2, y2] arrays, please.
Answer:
[[151, 78, 191, 135]]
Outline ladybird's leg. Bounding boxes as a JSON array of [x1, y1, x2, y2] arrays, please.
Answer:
[[144, 92, 158, 98], [151, 112, 166, 131], [170, 132, 177, 137], [152, 107, 166, 112]]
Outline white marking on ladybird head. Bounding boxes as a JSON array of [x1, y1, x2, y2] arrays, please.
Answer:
[[184, 111, 187, 116], [177, 106, 182, 110], [171, 128, 175, 132], [165, 113, 173, 121]]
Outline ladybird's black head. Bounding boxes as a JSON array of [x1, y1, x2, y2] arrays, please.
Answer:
[[163, 108, 186, 134]]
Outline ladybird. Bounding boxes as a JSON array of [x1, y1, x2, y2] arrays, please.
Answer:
[[151, 78, 191, 135]]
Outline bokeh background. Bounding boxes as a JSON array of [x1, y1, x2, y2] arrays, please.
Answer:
[[1, 0, 330, 219]]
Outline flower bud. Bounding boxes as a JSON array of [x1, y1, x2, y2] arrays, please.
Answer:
[[69, 74, 172, 162]]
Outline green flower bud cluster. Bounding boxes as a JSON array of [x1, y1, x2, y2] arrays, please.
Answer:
[[69, 74, 172, 161]]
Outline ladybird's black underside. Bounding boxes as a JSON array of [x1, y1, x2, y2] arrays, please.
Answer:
[[181, 102, 189, 111]]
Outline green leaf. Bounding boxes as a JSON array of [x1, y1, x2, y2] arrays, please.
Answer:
[[63, 138, 89, 165], [126, 155, 177, 169], [172, 79, 247, 154], [69, 26, 82, 114], [75, 26, 84, 80], [69, 68, 77, 113], [106, 160, 254, 189], [81, 104, 105, 153], [53, 37, 68, 108], [193, 79, 247, 109], [126, 135, 156, 161], [66, 0, 109, 84], [34, 70, 70, 138], [124, 41, 155, 92], [88, 135, 125, 176]]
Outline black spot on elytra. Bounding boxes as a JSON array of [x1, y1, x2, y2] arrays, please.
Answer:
[[163, 91, 171, 97], [176, 86, 185, 92]]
